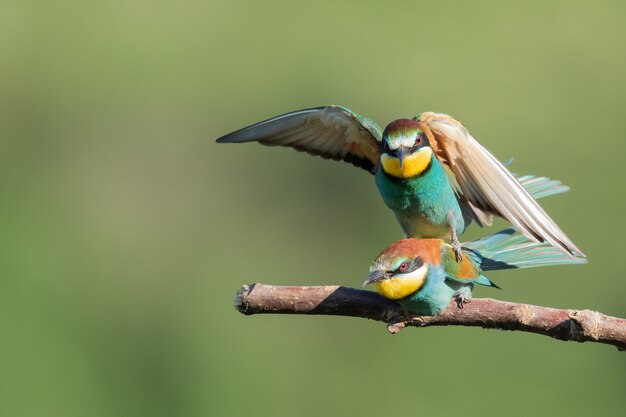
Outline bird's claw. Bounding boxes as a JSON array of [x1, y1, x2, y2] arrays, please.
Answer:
[[401, 309, 415, 322], [455, 294, 471, 309]]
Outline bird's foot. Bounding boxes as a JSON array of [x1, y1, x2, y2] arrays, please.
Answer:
[[455, 294, 471, 309], [401, 309, 415, 322], [454, 288, 472, 309]]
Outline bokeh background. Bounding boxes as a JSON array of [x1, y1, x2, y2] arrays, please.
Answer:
[[2, 1, 625, 416]]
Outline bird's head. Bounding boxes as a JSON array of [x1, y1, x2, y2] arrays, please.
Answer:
[[363, 239, 440, 300], [380, 119, 433, 179]]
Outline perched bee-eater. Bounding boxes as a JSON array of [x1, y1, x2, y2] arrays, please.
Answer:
[[217, 106, 584, 259], [363, 228, 586, 315]]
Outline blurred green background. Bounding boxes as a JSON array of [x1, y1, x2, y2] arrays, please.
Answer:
[[2, 1, 625, 416]]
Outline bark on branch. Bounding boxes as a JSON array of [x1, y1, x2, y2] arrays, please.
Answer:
[[234, 283, 626, 351]]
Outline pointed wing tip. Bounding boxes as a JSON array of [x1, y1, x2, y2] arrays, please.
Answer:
[[561, 252, 588, 265], [491, 281, 503, 290], [215, 133, 247, 144], [562, 238, 586, 260], [560, 245, 587, 261], [556, 244, 587, 261]]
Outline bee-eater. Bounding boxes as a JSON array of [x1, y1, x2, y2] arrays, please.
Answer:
[[362, 228, 587, 315], [216, 106, 584, 259]]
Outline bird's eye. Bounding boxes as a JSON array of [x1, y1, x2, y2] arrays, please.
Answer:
[[399, 262, 408, 271], [415, 135, 422, 145]]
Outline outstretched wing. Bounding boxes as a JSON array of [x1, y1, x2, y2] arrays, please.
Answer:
[[216, 106, 382, 174], [416, 112, 584, 259]]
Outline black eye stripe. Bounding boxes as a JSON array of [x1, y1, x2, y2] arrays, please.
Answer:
[[411, 256, 424, 271], [414, 133, 430, 149], [395, 256, 423, 274]]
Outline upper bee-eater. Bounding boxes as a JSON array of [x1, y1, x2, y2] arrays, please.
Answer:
[[216, 106, 584, 259], [362, 228, 587, 315]]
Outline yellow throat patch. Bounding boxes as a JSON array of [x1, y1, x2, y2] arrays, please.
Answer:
[[380, 147, 433, 179], [374, 265, 428, 300]]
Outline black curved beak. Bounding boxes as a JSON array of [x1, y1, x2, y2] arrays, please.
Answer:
[[395, 147, 410, 171], [362, 270, 388, 287]]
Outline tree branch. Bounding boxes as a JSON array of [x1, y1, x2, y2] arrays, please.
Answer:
[[234, 283, 626, 351]]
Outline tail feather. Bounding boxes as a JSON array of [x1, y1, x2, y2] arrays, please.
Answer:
[[465, 163, 581, 271], [515, 174, 570, 200], [505, 158, 570, 200], [463, 228, 587, 271]]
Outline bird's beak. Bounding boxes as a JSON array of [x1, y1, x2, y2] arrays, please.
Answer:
[[395, 147, 410, 171], [362, 270, 388, 287]]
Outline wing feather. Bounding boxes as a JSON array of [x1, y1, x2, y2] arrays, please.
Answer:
[[417, 112, 584, 258], [216, 106, 382, 174]]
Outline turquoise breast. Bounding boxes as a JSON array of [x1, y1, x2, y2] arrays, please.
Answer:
[[375, 157, 466, 238]]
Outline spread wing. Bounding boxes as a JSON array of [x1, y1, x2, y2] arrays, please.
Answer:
[[416, 112, 584, 259], [216, 106, 382, 174]]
